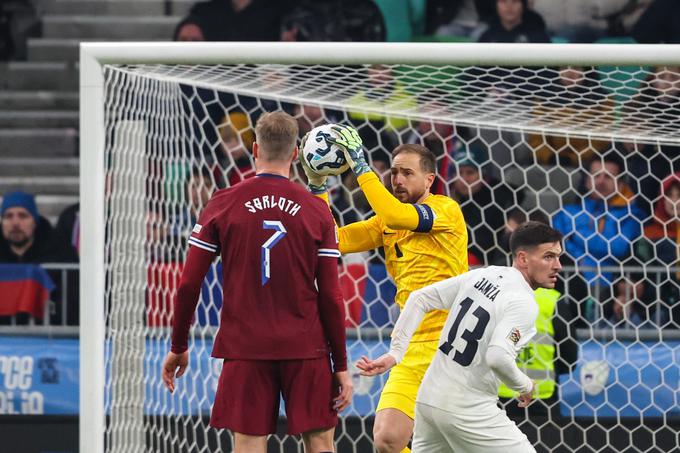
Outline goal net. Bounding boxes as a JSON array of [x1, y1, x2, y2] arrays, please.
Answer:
[[82, 43, 680, 453]]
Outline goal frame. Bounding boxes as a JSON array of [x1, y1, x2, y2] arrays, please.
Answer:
[[79, 41, 680, 453]]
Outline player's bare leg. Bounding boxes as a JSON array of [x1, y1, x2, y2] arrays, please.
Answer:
[[373, 408, 414, 453], [301, 427, 335, 453], [233, 432, 267, 453]]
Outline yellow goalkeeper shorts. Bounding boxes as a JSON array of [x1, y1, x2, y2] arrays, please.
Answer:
[[376, 340, 439, 419]]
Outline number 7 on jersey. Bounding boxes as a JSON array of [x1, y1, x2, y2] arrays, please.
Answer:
[[261, 220, 287, 285]]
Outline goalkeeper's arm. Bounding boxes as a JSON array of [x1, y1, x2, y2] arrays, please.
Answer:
[[329, 125, 422, 231]]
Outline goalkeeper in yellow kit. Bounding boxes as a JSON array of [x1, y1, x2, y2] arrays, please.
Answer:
[[301, 125, 468, 453]]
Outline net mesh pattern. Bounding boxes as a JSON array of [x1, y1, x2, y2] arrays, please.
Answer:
[[103, 62, 680, 453]]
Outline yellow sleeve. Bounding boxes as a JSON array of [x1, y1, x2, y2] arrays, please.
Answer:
[[314, 190, 383, 253], [356, 172, 419, 231], [338, 216, 383, 254]]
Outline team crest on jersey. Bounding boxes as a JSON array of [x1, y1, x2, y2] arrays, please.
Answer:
[[192, 223, 202, 234], [507, 327, 521, 345]]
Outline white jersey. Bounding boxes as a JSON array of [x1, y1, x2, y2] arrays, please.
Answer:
[[388, 266, 538, 413]]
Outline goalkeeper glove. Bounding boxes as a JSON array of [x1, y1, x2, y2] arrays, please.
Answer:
[[299, 132, 328, 194], [329, 125, 371, 177]]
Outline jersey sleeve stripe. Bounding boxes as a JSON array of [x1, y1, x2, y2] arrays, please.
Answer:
[[188, 237, 218, 252], [318, 249, 341, 258], [412, 203, 435, 233]]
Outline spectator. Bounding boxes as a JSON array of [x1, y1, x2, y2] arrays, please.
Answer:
[[405, 98, 467, 197], [637, 172, 680, 327], [280, 0, 385, 42], [294, 103, 341, 137], [170, 165, 216, 242], [532, 0, 650, 43], [552, 154, 644, 300], [0, 191, 76, 264], [427, 0, 488, 39], [632, 0, 680, 44], [600, 276, 647, 328], [55, 203, 79, 256], [529, 66, 615, 167], [1, 191, 78, 325], [489, 207, 549, 266], [214, 112, 255, 188], [173, 0, 296, 42], [625, 66, 680, 127], [347, 64, 416, 141], [478, 0, 550, 43], [451, 145, 523, 264]]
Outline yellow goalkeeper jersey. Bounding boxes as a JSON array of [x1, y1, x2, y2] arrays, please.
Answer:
[[334, 173, 468, 342]]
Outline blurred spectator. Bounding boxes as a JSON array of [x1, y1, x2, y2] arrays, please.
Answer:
[[0, 192, 76, 264], [332, 171, 370, 226], [0, 0, 39, 60], [532, 0, 650, 42], [55, 203, 79, 257], [600, 276, 647, 328], [632, 0, 680, 43], [478, 0, 550, 43], [529, 66, 615, 167], [552, 154, 643, 297], [280, 0, 385, 42], [405, 97, 466, 196], [451, 146, 523, 264], [0, 191, 78, 325], [171, 165, 216, 240], [347, 64, 415, 144], [174, 0, 297, 41], [489, 207, 549, 266], [294, 104, 341, 137], [427, 0, 488, 39], [636, 172, 680, 327], [625, 66, 680, 126], [214, 112, 255, 188]]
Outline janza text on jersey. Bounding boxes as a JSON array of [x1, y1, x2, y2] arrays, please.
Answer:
[[473, 277, 500, 301], [244, 195, 301, 216]]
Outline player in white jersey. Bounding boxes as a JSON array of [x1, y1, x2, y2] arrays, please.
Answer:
[[357, 221, 563, 453]]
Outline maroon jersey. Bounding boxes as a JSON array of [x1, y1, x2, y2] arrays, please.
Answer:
[[172, 173, 346, 369]]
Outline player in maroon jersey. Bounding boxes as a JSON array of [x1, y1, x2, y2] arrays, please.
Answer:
[[162, 111, 352, 453]]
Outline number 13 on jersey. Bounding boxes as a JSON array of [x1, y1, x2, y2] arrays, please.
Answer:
[[261, 220, 287, 285]]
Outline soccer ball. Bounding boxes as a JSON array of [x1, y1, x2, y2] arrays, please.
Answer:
[[301, 124, 350, 176]]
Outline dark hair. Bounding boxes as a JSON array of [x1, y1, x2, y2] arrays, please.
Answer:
[[391, 144, 436, 174], [590, 153, 625, 175], [510, 221, 562, 256]]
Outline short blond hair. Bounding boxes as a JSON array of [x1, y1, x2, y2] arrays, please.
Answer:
[[254, 111, 298, 162]]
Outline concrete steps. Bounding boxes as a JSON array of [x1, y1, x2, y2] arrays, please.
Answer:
[[27, 38, 79, 62], [39, 0, 193, 16], [0, 157, 79, 177], [0, 129, 78, 157], [0, 62, 78, 90], [0, 91, 79, 110], [0, 176, 79, 195], [0, 111, 78, 128], [43, 15, 180, 40], [35, 194, 79, 220]]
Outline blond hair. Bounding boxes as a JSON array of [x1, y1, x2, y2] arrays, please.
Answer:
[[254, 111, 298, 162]]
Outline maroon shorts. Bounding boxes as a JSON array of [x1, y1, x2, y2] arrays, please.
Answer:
[[210, 356, 338, 436]]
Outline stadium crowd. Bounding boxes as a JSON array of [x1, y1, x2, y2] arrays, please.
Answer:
[[0, 0, 678, 344]]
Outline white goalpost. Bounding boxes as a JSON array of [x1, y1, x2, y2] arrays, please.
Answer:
[[81, 42, 680, 453]]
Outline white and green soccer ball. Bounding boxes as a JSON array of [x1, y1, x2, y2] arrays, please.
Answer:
[[302, 124, 350, 176]]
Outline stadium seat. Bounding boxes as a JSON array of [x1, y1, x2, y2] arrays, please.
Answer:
[[595, 37, 650, 106]]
